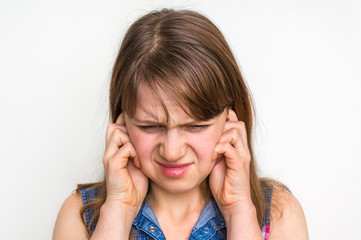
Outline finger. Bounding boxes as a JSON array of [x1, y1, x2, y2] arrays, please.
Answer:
[[104, 128, 131, 160], [106, 113, 127, 144], [133, 156, 141, 169], [106, 123, 128, 145], [127, 159, 147, 187], [210, 158, 226, 182], [220, 122, 249, 152], [219, 127, 249, 154], [105, 113, 127, 144], [209, 158, 226, 194], [222, 121, 248, 150], [105, 142, 137, 170], [215, 142, 250, 170]]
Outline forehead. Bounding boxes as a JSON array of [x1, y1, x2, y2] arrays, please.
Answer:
[[134, 83, 193, 123]]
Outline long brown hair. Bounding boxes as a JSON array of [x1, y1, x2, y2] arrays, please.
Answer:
[[76, 8, 289, 235]]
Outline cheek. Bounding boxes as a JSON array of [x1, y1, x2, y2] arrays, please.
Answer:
[[191, 131, 222, 162], [128, 129, 155, 161]]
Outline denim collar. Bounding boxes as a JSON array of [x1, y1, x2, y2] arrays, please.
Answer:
[[132, 198, 226, 239]]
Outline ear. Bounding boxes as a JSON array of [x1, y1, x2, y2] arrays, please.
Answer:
[[227, 108, 239, 121], [116, 112, 125, 125]]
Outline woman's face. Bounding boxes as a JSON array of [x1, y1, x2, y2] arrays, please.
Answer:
[[125, 83, 228, 194]]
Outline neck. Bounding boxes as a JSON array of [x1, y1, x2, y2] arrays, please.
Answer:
[[145, 180, 211, 220]]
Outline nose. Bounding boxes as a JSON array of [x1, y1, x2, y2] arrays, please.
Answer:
[[159, 128, 186, 162]]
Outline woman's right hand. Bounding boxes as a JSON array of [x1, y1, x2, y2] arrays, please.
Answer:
[[103, 113, 149, 208], [90, 113, 148, 239]]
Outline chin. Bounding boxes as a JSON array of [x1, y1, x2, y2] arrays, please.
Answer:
[[154, 178, 209, 195], [164, 185, 196, 194]]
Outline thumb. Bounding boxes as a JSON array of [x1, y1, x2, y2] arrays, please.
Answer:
[[209, 158, 226, 191]]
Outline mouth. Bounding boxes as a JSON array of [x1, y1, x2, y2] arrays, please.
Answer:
[[157, 162, 192, 178]]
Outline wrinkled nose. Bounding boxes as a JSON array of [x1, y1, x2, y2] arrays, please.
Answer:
[[159, 128, 186, 162]]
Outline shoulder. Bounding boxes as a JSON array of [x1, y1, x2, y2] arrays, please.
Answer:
[[52, 192, 89, 240], [268, 189, 309, 240]]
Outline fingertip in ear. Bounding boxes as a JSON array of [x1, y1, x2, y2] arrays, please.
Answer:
[[227, 108, 239, 121], [116, 112, 125, 125], [134, 157, 141, 169]]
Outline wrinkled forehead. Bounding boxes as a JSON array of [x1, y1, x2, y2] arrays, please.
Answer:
[[122, 70, 228, 123], [133, 82, 194, 124]]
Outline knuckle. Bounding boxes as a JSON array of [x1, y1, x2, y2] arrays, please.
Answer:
[[114, 127, 129, 139], [231, 127, 239, 135], [113, 127, 123, 135], [108, 154, 125, 169], [219, 142, 227, 148], [107, 124, 127, 137], [121, 142, 134, 153], [227, 128, 241, 140], [224, 142, 232, 150], [106, 123, 116, 134], [237, 121, 245, 129], [122, 141, 132, 147], [111, 129, 128, 143]]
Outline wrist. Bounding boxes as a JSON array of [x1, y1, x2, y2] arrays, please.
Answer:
[[223, 202, 263, 240], [222, 200, 256, 224], [90, 201, 139, 240], [101, 200, 139, 225]]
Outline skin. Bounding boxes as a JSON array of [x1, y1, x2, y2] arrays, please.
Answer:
[[125, 84, 225, 196], [123, 84, 228, 239], [52, 83, 309, 240]]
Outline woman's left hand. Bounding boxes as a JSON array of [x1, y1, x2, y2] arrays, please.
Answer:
[[209, 108, 255, 222]]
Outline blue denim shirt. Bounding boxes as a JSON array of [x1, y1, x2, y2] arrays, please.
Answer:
[[130, 198, 226, 239], [81, 187, 272, 239]]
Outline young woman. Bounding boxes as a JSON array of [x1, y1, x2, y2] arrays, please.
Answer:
[[53, 9, 308, 240]]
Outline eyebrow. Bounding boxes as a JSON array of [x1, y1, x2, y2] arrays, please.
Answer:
[[130, 107, 208, 125], [131, 117, 207, 126], [132, 117, 161, 123]]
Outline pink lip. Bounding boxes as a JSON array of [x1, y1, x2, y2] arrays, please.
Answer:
[[157, 162, 192, 178]]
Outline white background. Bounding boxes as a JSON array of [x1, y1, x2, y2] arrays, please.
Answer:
[[1, 0, 360, 239]]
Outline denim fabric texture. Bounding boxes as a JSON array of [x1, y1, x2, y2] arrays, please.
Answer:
[[80, 187, 273, 239]]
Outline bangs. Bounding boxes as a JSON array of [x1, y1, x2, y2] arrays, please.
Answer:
[[122, 46, 233, 122]]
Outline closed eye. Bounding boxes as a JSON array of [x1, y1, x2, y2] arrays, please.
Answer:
[[138, 125, 161, 131], [138, 124, 210, 132], [186, 125, 210, 131]]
